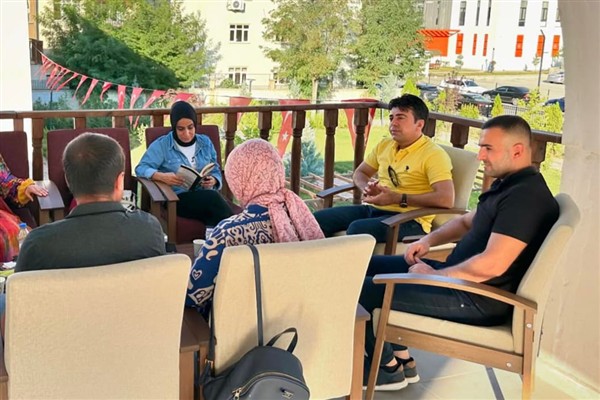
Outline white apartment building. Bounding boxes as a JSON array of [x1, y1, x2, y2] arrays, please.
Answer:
[[182, 0, 280, 89], [421, 0, 563, 72]]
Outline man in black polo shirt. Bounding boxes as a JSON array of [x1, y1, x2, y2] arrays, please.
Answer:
[[361, 115, 559, 391]]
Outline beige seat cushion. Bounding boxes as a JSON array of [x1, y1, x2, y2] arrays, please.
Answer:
[[373, 309, 516, 353]]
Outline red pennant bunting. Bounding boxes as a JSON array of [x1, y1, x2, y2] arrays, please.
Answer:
[[81, 78, 99, 105], [128, 87, 144, 125], [73, 75, 88, 99], [172, 92, 193, 103], [134, 90, 166, 127], [342, 98, 378, 149], [99, 82, 112, 101], [117, 85, 127, 109], [276, 99, 310, 156], [38, 57, 52, 79], [46, 66, 59, 88], [54, 72, 79, 92], [49, 68, 69, 90]]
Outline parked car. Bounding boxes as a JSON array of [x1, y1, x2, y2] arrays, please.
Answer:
[[416, 83, 439, 101], [457, 93, 493, 117], [482, 86, 530, 104], [546, 71, 565, 84], [438, 78, 488, 94], [545, 97, 565, 112]]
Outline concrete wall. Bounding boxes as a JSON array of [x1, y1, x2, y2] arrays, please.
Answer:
[[0, 0, 33, 151], [541, 0, 600, 392]]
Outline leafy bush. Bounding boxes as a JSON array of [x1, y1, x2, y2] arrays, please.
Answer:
[[490, 95, 504, 117], [402, 78, 420, 96], [458, 104, 480, 120]]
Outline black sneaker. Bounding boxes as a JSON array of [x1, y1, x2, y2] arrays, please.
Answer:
[[363, 359, 408, 391], [397, 357, 420, 384]]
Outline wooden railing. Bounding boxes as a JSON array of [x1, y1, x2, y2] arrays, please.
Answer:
[[0, 102, 562, 201]]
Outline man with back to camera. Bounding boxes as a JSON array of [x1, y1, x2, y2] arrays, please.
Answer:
[[360, 115, 560, 391], [313, 94, 455, 243], [15, 132, 165, 272]]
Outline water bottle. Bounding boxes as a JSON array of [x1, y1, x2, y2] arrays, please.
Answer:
[[17, 222, 29, 251]]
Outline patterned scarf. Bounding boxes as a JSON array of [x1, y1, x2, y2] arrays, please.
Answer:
[[225, 139, 324, 243]]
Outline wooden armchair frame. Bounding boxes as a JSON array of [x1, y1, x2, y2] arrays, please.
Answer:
[[366, 274, 537, 400]]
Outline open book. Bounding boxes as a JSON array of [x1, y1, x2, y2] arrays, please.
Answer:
[[176, 162, 215, 191]]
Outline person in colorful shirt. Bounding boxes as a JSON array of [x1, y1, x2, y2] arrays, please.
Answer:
[[186, 139, 324, 316], [0, 154, 48, 262], [135, 101, 233, 227]]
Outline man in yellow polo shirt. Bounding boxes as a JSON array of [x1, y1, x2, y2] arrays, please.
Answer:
[[314, 94, 454, 242]]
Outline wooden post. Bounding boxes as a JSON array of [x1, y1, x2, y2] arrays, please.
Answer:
[[323, 109, 338, 209], [353, 108, 369, 204], [450, 123, 469, 149], [290, 110, 306, 195], [74, 117, 86, 129], [258, 111, 272, 141], [31, 118, 44, 180], [223, 113, 238, 199], [113, 116, 126, 128]]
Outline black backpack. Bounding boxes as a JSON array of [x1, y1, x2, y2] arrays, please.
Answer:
[[201, 244, 310, 400]]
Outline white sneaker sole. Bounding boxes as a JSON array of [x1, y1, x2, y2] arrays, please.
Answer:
[[406, 374, 420, 384]]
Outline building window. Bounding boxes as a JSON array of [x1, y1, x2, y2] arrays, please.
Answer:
[[518, 0, 527, 26], [435, 0, 441, 25], [458, 1, 466, 26], [228, 67, 247, 85], [456, 33, 464, 55], [536, 34, 544, 57], [555, 6, 560, 22], [552, 35, 560, 56], [483, 33, 488, 56], [229, 24, 249, 42], [472, 34, 478, 55], [487, 0, 492, 26], [475, 0, 481, 26], [515, 34, 524, 57], [540, 1, 548, 25]]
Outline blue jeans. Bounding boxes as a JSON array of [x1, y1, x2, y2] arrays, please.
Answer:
[[361, 255, 512, 365], [313, 205, 425, 243]]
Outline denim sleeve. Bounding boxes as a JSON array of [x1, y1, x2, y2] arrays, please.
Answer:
[[134, 140, 165, 179], [196, 135, 223, 190]]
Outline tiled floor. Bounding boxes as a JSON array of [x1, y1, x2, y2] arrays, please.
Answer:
[[367, 349, 592, 400]]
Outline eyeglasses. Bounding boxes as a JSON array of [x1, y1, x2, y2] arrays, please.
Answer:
[[388, 165, 409, 187], [388, 166, 399, 187]]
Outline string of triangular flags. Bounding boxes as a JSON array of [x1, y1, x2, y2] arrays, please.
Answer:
[[36, 52, 198, 126]]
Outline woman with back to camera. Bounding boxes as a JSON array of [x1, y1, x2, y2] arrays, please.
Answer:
[[135, 101, 233, 228], [185, 139, 325, 316]]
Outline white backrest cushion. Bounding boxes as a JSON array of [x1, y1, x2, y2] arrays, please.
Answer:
[[5, 254, 191, 399], [212, 235, 375, 399]]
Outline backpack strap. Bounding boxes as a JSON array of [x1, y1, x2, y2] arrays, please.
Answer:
[[248, 244, 264, 346], [266, 327, 299, 353]]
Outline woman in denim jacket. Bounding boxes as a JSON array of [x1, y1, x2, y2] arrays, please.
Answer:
[[135, 101, 232, 228]]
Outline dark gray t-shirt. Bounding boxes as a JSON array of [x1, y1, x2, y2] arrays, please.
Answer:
[[16, 201, 166, 272]]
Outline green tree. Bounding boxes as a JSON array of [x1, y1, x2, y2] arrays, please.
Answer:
[[351, 0, 425, 89], [401, 78, 420, 96], [490, 95, 504, 117], [262, 0, 357, 103], [39, 0, 218, 89], [459, 104, 481, 120]]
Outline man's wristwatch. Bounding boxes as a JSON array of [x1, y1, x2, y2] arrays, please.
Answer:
[[400, 193, 408, 208]]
